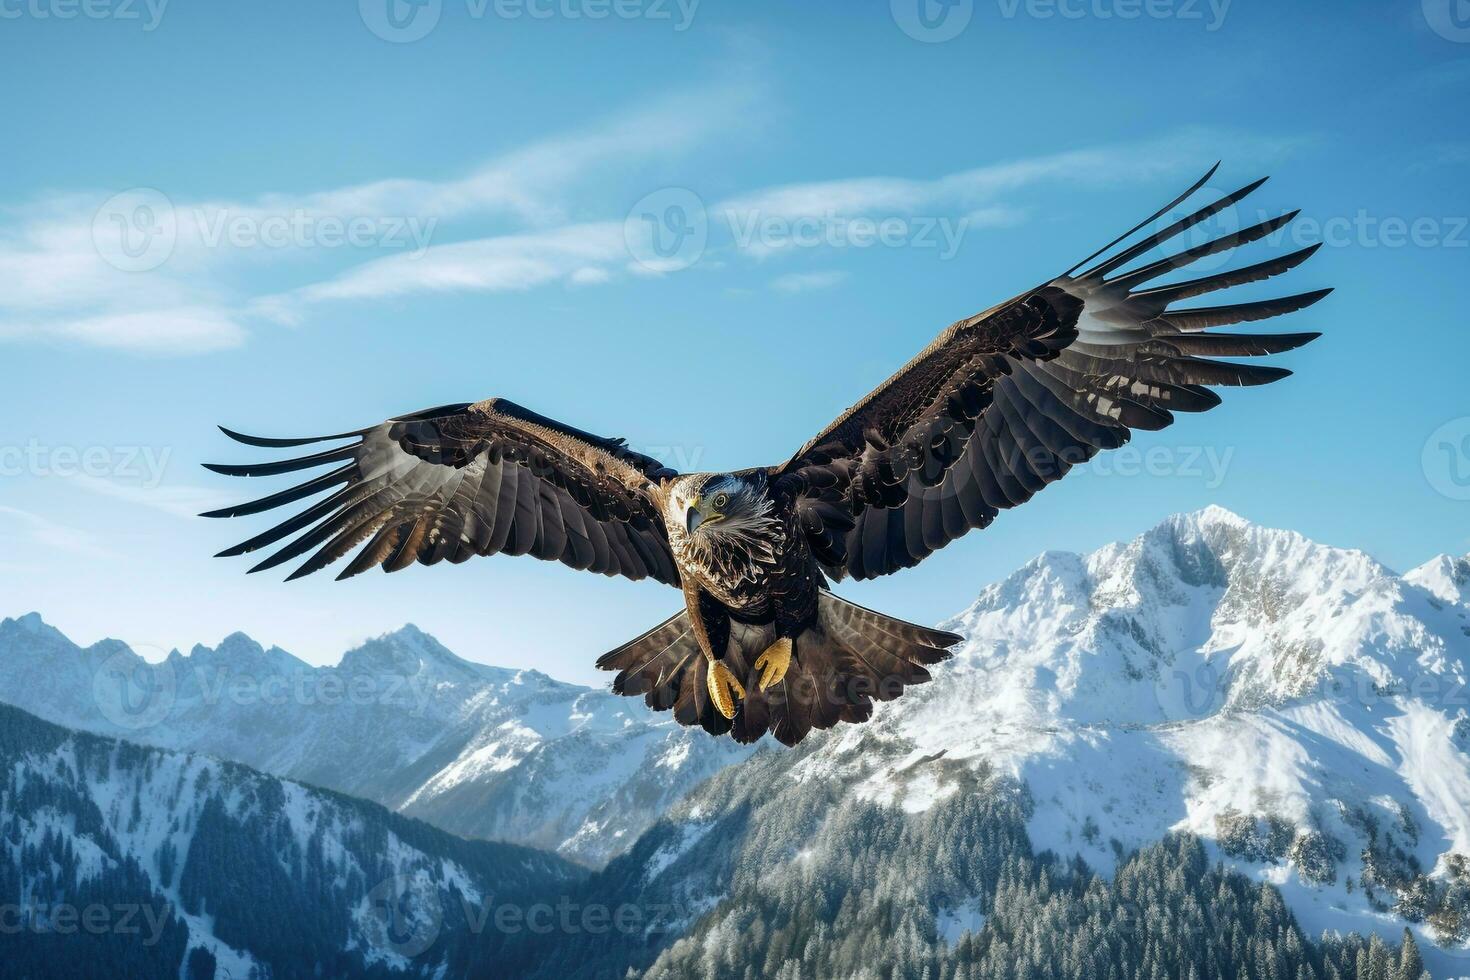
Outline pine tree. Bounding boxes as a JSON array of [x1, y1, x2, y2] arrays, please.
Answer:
[[1393, 928, 1425, 980]]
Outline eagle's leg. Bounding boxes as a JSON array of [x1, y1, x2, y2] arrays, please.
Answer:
[[684, 580, 743, 720], [706, 658, 745, 720], [754, 637, 792, 691], [757, 574, 810, 692]]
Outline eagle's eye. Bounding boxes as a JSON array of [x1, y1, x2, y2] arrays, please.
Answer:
[[711, 492, 730, 510]]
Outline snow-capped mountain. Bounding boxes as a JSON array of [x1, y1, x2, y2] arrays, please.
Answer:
[[603, 507, 1470, 976], [0, 700, 581, 978], [0, 617, 752, 866], [7, 508, 1470, 975], [1407, 552, 1470, 609]]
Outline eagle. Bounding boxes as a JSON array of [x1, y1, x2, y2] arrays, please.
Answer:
[[205, 166, 1326, 746]]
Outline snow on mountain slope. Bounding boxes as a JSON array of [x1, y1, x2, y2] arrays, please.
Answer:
[[1408, 553, 1470, 609], [0, 701, 580, 977], [633, 508, 1470, 969], [0, 618, 752, 866], [7, 509, 1470, 967]]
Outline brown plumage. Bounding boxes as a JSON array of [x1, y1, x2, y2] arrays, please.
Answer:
[[205, 166, 1327, 746]]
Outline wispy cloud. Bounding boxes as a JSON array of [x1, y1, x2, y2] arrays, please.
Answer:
[[2, 101, 1303, 355], [0, 308, 248, 355], [770, 270, 849, 294], [1406, 142, 1470, 175], [280, 126, 1272, 310], [0, 78, 763, 355], [718, 129, 1260, 220], [0, 505, 114, 559], [68, 475, 233, 520], [255, 222, 627, 317]]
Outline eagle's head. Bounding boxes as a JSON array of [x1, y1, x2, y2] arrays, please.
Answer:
[[669, 473, 773, 542]]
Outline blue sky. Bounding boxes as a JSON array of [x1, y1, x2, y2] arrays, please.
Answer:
[[1, 0, 1467, 682]]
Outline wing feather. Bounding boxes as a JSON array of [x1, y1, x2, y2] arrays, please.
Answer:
[[206, 398, 678, 585], [781, 168, 1326, 579]]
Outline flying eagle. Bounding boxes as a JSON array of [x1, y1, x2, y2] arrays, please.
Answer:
[[205, 167, 1326, 746]]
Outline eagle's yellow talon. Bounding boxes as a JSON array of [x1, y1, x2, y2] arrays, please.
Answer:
[[706, 660, 745, 719], [754, 637, 792, 691]]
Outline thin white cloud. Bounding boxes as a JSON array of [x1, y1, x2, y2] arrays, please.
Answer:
[[709, 127, 1308, 265], [0, 308, 248, 355], [261, 221, 626, 313], [0, 78, 764, 355], [275, 125, 1298, 312], [68, 475, 234, 520], [282, 127, 1271, 309], [770, 270, 849, 294], [1, 108, 1305, 355], [1406, 142, 1470, 174], [569, 267, 612, 287], [716, 127, 1301, 230], [0, 505, 114, 560]]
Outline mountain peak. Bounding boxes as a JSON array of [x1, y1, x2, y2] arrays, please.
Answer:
[[1406, 553, 1470, 606], [1180, 503, 1250, 528], [6, 612, 49, 633], [0, 612, 70, 646], [184, 632, 311, 676], [338, 623, 486, 681]]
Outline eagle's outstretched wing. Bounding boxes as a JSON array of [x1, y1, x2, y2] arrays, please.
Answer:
[[203, 398, 679, 585], [779, 166, 1328, 580]]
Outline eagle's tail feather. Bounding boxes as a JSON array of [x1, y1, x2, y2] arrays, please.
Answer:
[[595, 610, 702, 715], [595, 594, 961, 746]]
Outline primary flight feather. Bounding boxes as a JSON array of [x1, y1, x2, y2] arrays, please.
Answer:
[[205, 166, 1327, 746]]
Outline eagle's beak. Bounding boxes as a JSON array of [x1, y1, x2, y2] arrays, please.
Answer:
[[686, 496, 703, 534]]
